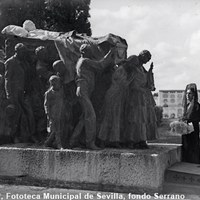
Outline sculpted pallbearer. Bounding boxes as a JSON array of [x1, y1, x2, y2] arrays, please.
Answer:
[[4, 43, 35, 143], [70, 44, 115, 150]]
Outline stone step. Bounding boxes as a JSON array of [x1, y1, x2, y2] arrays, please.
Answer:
[[163, 182, 200, 195], [0, 143, 181, 194], [164, 162, 200, 194], [165, 162, 200, 185]]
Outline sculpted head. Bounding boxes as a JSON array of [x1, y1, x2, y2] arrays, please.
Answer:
[[35, 46, 47, 61], [15, 43, 28, 60], [138, 50, 151, 64], [53, 60, 66, 76], [49, 75, 61, 91]]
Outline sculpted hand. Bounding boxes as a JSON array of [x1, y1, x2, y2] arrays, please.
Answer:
[[76, 86, 81, 97], [150, 62, 154, 71]]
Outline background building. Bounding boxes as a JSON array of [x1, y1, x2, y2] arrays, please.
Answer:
[[157, 90, 200, 119]]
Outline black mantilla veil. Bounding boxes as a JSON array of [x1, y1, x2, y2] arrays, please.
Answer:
[[182, 83, 200, 122], [182, 83, 200, 164]]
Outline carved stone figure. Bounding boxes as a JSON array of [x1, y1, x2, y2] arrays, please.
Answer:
[[29, 75, 48, 143], [52, 60, 76, 147], [70, 44, 114, 150], [44, 75, 67, 149], [97, 61, 130, 148], [26, 46, 55, 143], [4, 43, 35, 143], [52, 60, 76, 103], [124, 50, 157, 149], [35, 46, 54, 94], [0, 74, 8, 141]]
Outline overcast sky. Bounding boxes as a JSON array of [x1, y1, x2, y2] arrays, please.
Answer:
[[90, 0, 200, 91]]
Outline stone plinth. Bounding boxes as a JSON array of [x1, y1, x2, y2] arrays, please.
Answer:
[[0, 143, 181, 193]]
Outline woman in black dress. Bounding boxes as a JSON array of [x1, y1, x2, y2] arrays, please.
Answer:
[[182, 83, 200, 163]]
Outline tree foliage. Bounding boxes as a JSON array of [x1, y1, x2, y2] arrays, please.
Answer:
[[44, 0, 91, 35], [0, 0, 46, 31], [0, 0, 92, 36]]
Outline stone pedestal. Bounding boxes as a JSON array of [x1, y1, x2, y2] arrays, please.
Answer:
[[0, 144, 181, 193]]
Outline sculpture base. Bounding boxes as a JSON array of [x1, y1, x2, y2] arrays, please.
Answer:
[[0, 143, 181, 194]]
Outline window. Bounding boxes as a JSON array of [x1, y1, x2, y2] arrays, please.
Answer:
[[163, 99, 168, 103], [170, 94, 175, 98], [177, 94, 182, 98], [170, 99, 175, 103], [178, 109, 183, 114], [170, 113, 175, 118], [163, 93, 168, 98]]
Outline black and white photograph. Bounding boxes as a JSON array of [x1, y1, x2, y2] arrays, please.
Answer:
[[0, 0, 200, 199]]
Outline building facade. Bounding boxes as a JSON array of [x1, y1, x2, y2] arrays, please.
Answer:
[[157, 90, 200, 119]]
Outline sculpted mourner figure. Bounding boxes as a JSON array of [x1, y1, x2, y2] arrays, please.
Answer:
[[124, 50, 157, 149], [98, 60, 132, 148], [98, 50, 157, 149]]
